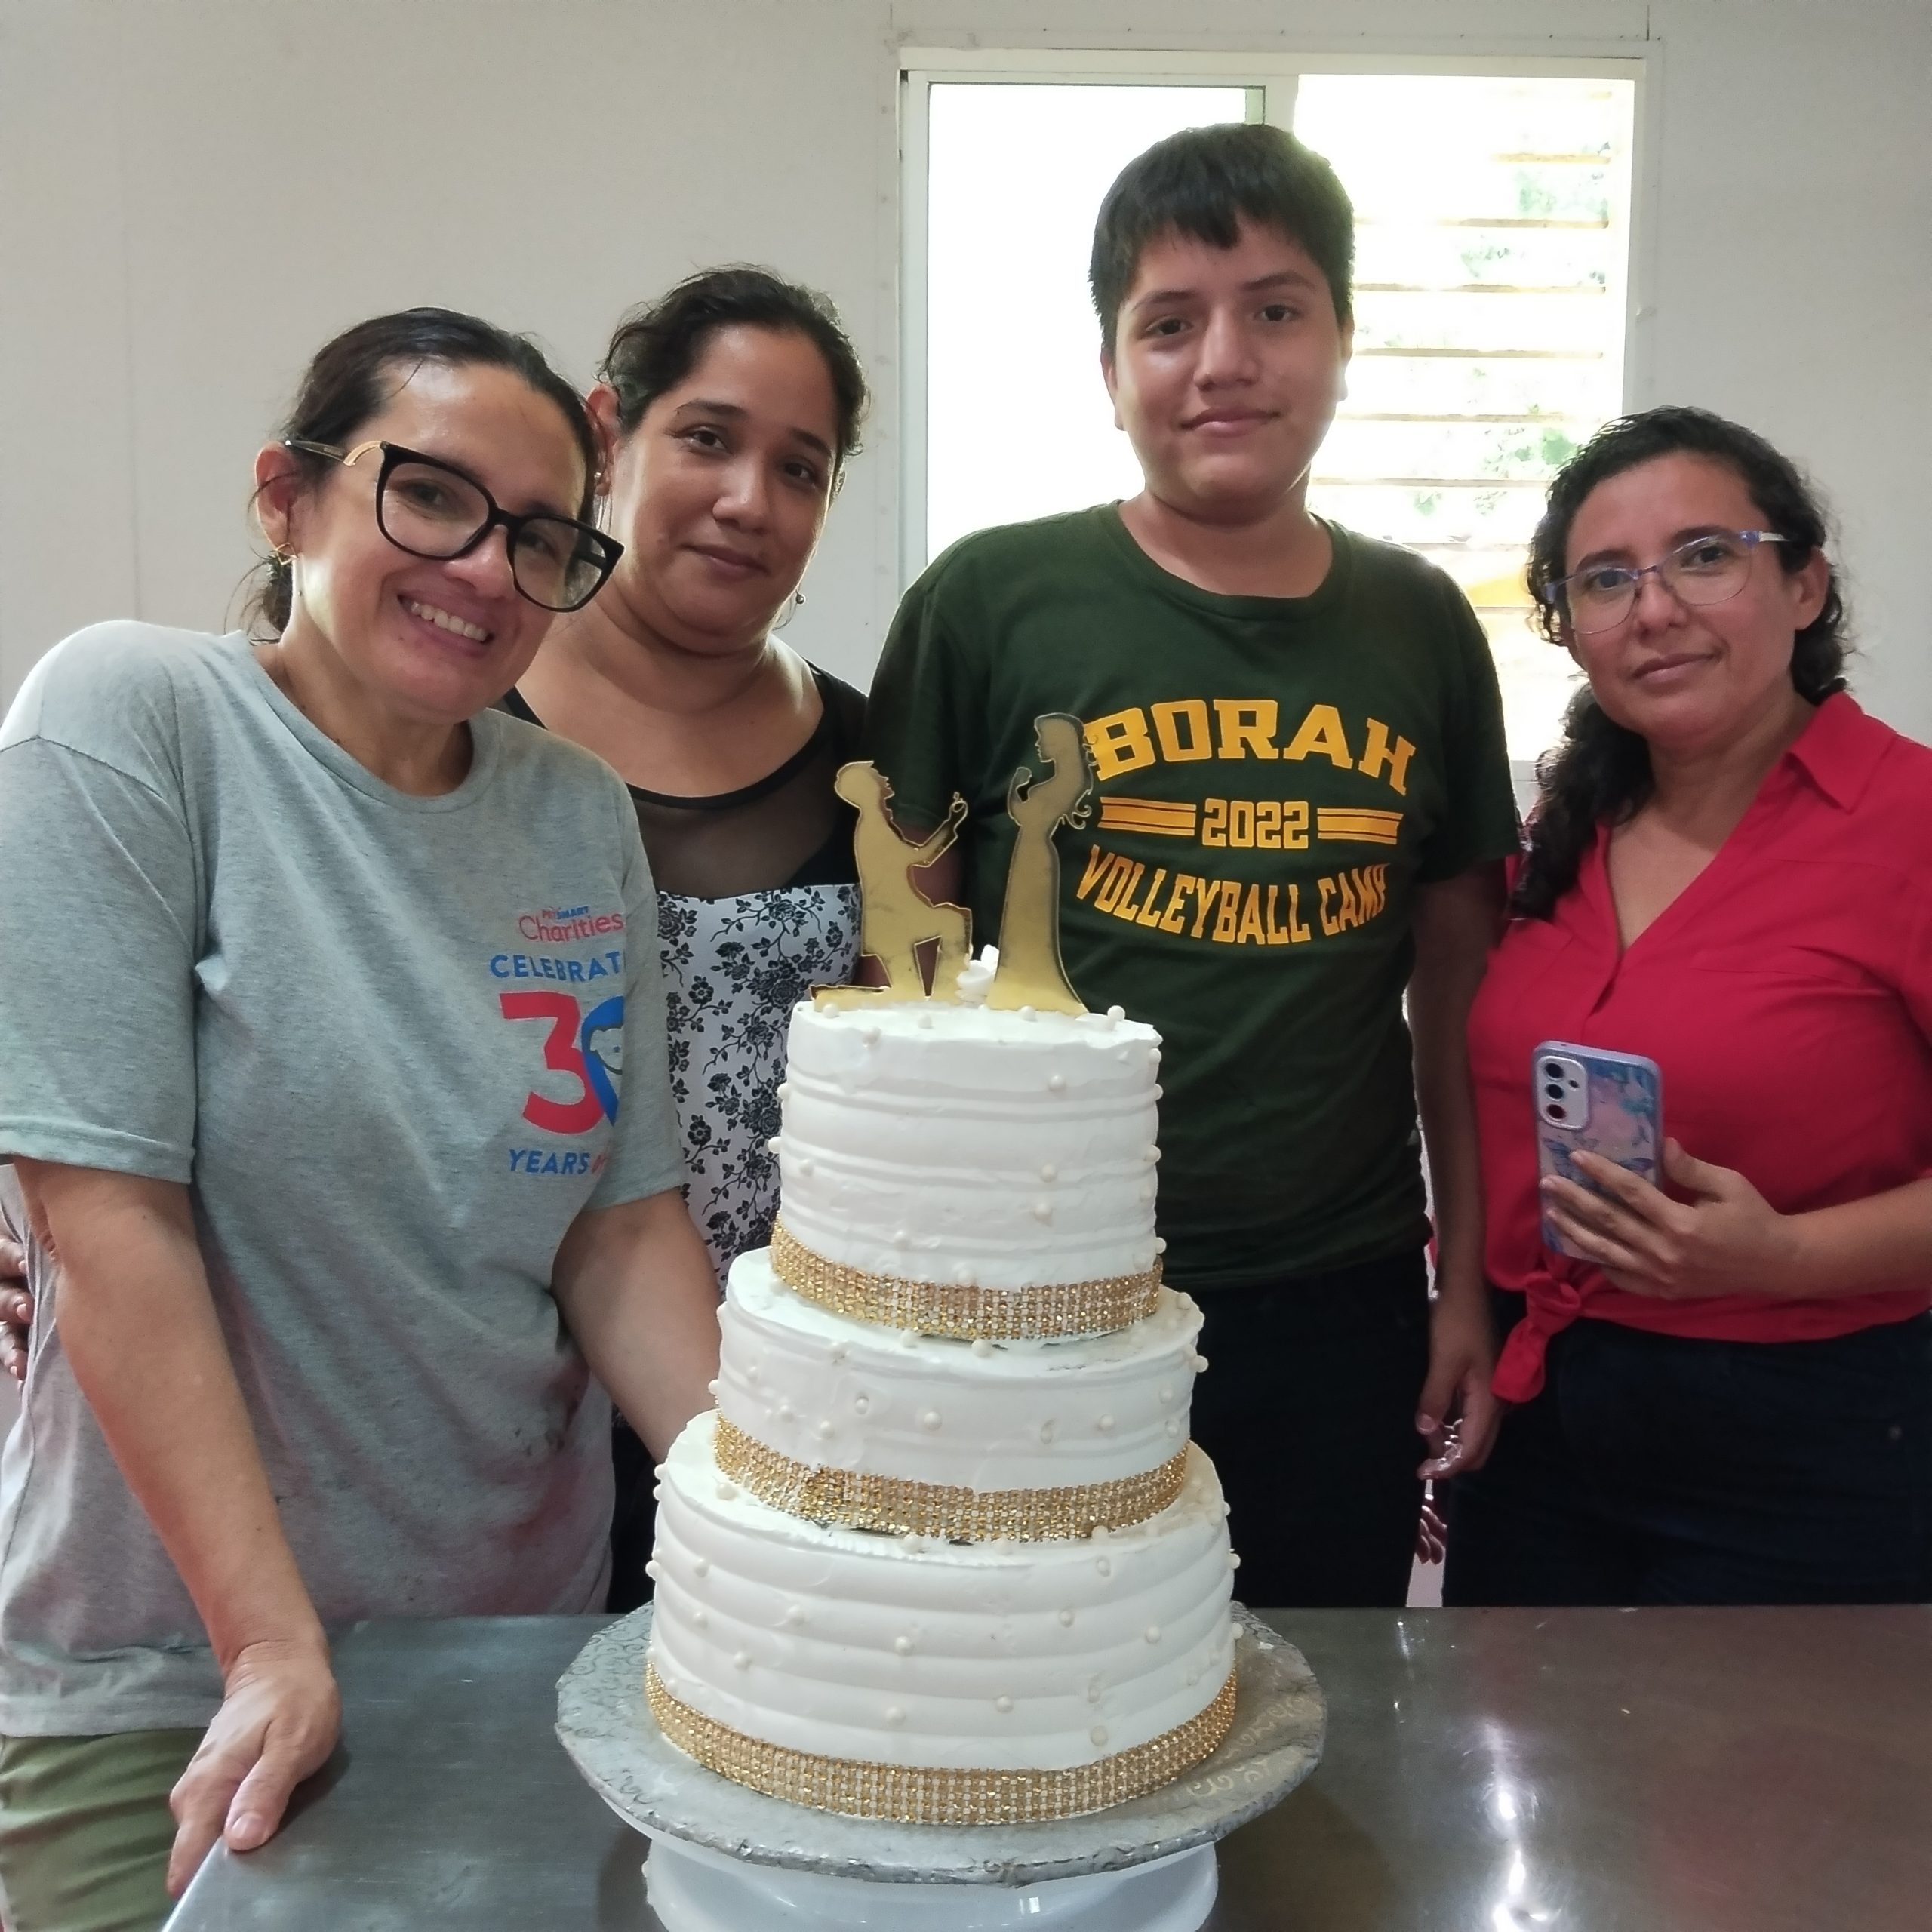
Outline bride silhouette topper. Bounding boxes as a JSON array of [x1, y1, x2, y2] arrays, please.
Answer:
[[818, 714, 1094, 1015], [983, 712, 1094, 1014]]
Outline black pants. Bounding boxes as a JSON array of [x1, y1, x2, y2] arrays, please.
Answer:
[[1444, 1294, 1932, 1606], [1189, 1247, 1432, 1608], [608, 1422, 656, 1614]]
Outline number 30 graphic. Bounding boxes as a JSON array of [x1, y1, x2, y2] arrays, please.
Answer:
[[500, 990, 623, 1132]]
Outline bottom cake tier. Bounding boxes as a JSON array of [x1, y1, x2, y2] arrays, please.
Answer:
[[647, 1411, 1238, 1820]]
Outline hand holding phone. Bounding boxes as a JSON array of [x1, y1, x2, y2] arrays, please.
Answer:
[[1533, 1041, 1664, 1261]]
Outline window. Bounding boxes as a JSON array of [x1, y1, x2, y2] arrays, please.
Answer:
[[903, 54, 1643, 765]]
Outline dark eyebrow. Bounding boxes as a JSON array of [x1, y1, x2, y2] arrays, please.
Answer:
[[1244, 269, 1322, 296], [1129, 267, 1322, 315], [403, 443, 577, 522], [1571, 525, 1740, 572], [672, 398, 834, 463]]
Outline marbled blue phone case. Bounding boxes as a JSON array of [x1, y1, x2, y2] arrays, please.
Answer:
[[1533, 1042, 1663, 1261]]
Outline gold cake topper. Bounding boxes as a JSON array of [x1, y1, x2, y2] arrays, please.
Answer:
[[820, 764, 972, 1006], [818, 713, 1096, 1013], [984, 713, 1094, 1015]]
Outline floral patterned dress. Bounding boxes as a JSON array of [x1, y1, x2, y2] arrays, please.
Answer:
[[658, 882, 857, 1275], [504, 670, 863, 1275]]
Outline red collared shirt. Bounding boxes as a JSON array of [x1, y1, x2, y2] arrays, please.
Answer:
[[1472, 694, 1932, 1401]]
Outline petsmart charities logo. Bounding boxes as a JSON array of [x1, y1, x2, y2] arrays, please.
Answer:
[[517, 903, 626, 943]]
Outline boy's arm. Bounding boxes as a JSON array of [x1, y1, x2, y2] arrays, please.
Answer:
[[1407, 860, 1507, 1481]]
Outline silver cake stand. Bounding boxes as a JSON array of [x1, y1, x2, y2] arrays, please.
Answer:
[[556, 1604, 1324, 1932]]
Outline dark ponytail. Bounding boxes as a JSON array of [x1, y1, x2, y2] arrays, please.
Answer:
[[244, 307, 597, 635], [1514, 405, 1849, 918]]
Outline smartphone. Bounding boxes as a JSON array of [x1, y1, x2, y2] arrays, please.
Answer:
[[1532, 1041, 1664, 1260]]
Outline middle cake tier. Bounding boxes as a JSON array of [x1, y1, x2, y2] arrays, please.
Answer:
[[716, 1251, 1204, 1537]]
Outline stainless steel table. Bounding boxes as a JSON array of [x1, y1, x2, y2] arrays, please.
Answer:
[[165, 1606, 1932, 1930]]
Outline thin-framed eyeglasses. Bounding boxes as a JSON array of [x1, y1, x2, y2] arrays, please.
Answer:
[[1544, 530, 1789, 635], [284, 438, 623, 613]]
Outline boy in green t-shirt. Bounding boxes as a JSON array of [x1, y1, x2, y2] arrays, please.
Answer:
[[866, 122, 1519, 1607]]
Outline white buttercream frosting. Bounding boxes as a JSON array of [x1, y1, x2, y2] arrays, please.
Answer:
[[645, 993, 1246, 1801], [775, 999, 1161, 1291], [718, 1254, 1199, 1492], [651, 1414, 1234, 1772]]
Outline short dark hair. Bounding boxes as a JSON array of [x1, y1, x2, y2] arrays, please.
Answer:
[[600, 266, 868, 467], [1515, 405, 1850, 918], [247, 307, 597, 635], [1089, 122, 1355, 353]]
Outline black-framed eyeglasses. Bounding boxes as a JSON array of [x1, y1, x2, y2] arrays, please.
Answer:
[[285, 438, 622, 612], [1543, 530, 1789, 636]]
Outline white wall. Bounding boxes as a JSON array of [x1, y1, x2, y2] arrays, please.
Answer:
[[2, 0, 1927, 731]]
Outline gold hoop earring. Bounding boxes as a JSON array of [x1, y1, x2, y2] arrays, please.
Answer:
[[270, 542, 295, 567]]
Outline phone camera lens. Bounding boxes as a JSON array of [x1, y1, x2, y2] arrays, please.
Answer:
[[1542, 1061, 1564, 1080], [1543, 1083, 1565, 1102]]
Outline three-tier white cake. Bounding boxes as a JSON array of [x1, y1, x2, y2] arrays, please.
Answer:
[[645, 992, 1239, 1826]]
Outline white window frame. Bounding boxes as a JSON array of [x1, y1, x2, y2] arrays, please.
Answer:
[[900, 45, 1658, 787]]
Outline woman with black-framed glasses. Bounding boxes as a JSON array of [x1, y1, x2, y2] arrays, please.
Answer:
[[1447, 405, 1932, 1608], [280, 436, 623, 614], [0, 307, 721, 1929]]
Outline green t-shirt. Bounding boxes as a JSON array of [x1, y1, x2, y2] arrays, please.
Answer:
[[864, 505, 1519, 1291]]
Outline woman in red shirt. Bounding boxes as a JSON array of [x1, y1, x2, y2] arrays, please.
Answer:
[[1447, 405, 1932, 1605]]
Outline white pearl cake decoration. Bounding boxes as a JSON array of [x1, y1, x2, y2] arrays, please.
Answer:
[[718, 1253, 1204, 1502], [777, 1001, 1161, 1295], [645, 991, 1238, 1823], [651, 1417, 1234, 1798]]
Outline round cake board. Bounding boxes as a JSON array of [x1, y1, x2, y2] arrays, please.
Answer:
[[640, 1832, 1217, 1931], [555, 1602, 1323, 1927]]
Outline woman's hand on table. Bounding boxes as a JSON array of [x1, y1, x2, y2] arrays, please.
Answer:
[[13, 1159, 340, 1894], [167, 1632, 340, 1895], [1544, 1140, 1798, 1299]]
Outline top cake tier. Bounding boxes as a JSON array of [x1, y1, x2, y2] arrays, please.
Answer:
[[775, 999, 1163, 1315]]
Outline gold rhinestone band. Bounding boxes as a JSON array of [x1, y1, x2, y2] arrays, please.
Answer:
[[645, 1664, 1236, 1825], [771, 1220, 1161, 1341], [714, 1415, 1189, 1542]]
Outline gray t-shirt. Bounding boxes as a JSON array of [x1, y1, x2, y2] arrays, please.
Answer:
[[0, 623, 685, 1734]]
